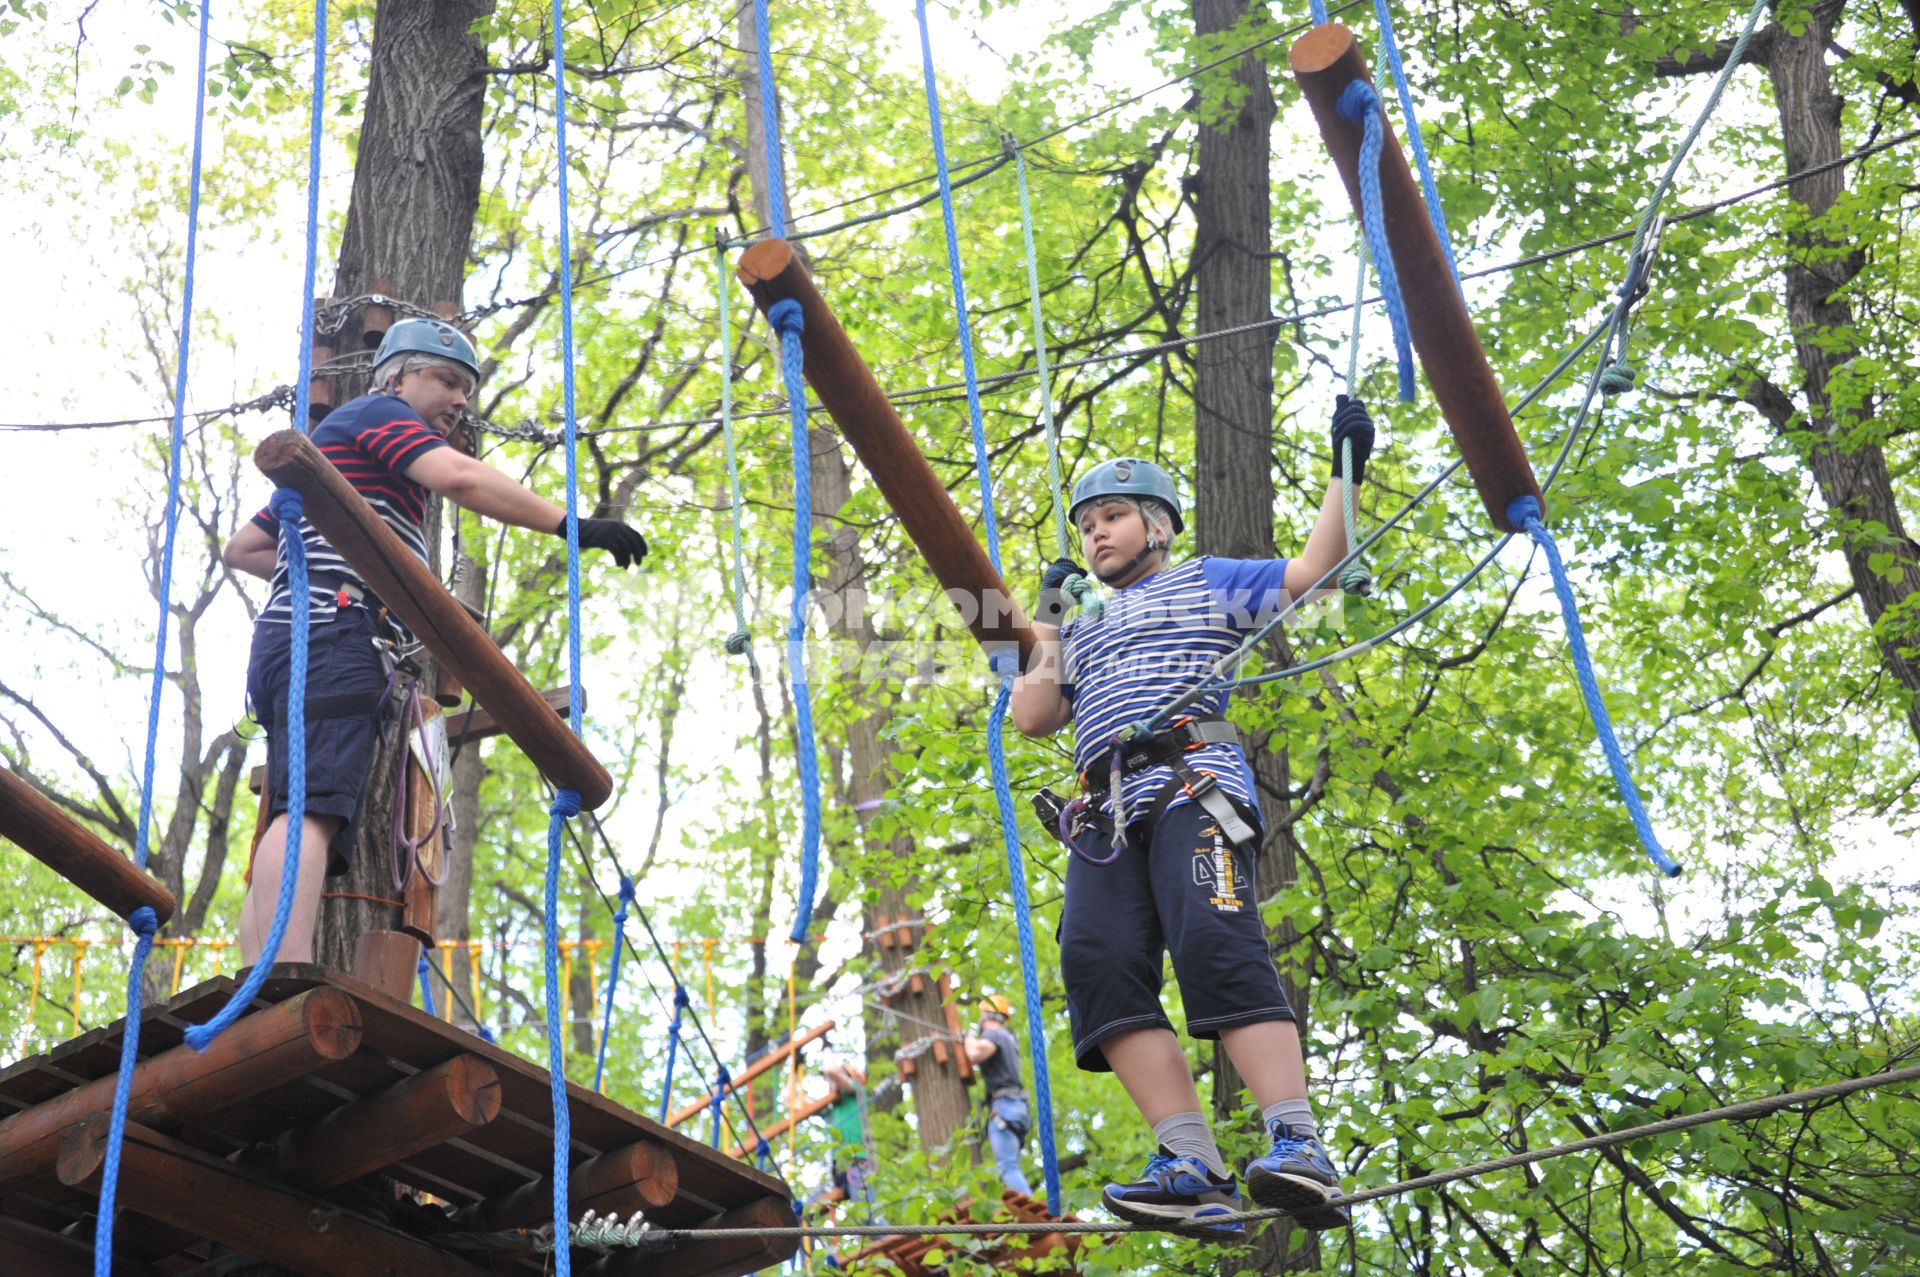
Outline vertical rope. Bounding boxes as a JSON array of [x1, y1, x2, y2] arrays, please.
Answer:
[[915, 0, 1061, 1215], [1507, 497, 1681, 878], [593, 876, 634, 1093], [657, 983, 689, 1122], [710, 1065, 731, 1148], [1336, 79, 1414, 402], [96, 3, 214, 1269], [1338, 232, 1372, 596], [751, 0, 787, 240], [716, 237, 757, 666], [417, 953, 439, 1018], [547, 0, 588, 1267], [1370, 0, 1458, 283]]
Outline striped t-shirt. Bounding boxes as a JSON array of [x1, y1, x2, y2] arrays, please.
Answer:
[[249, 393, 447, 633], [1060, 556, 1291, 825]]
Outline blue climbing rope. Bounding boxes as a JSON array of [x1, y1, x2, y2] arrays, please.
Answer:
[[914, 0, 1062, 1216], [417, 953, 439, 1018], [1507, 497, 1680, 877], [593, 875, 634, 1092], [710, 1065, 731, 1149], [1337, 79, 1415, 402], [657, 983, 690, 1122], [1370, 0, 1458, 284], [94, 5, 213, 1271], [748, 0, 824, 945]]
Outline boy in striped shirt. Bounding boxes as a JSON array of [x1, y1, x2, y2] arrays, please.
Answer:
[[1011, 399, 1372, 1235], [222, 318, 646, 967]]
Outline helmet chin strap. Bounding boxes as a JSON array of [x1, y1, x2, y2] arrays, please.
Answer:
[[1094, 535, 1165, 586]]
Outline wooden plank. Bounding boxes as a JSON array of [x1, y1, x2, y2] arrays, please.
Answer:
[[463, 1137, 679, 1232], [1288, 23, 1542, 532], [665, 1020, 834, 1127], [0, 1212, 171, 1277], [275, 1054, 502, 1190], [0, 765, 176, 925], [57, 1119, 492, 1277], [0, 986, 362, 1193], [253, 430, 612, 809], [724, 1093, 831, 1160], [735, 239, 1037, 668]]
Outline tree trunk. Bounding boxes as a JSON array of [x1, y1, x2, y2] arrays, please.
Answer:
[[1190, 1, 1313, 1269], [1758, 1, 1920, 749], [314, 0, 495, 977]]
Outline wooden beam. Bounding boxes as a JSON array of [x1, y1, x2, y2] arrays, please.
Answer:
[[253, 429, 613, 810], [58, 1119, 492, 1277], [249, 684, 576, 794], [665, 1020, 834, 1128], [0, 1213, 170, 1277], [0, 765, 176, 925], [273, 1054, 501, 1190], [735, 240, 1038, 667], [0, 986, 362, 1193], [590, 1195, 797, 1277], [1288, 24, 1543, 533], [463, 1137, 680, 1232], [724, 1093, 832, 1159]]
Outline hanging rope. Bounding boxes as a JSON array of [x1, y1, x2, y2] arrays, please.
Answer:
[[715, 235, 758, 665], [1338, 232, 1373, 596], [1336, 79, 1415, 401], [417, 953, 440, 1018], [657, 983, 690, 1122], [749, 0, 825, 945], [710, 1065, 731, 1148], [1370, 0, 1458, 284], [914, 0, 1062, 1216], [1008, 138, 1100, 622], [593, 875, 634, 1093]]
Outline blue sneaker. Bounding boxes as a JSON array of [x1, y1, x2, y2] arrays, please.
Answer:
[[1100, 1147, 1244, 1236], [1245, 1121, 1349, 1231]]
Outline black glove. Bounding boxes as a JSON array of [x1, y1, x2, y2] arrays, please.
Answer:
[[1034, 556, 1087, 626], [559, 515, 649, 569], [1329, 394, 1376, 485]]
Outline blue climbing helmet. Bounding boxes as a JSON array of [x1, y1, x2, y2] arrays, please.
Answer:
[[1068, 457, 1184, 534], [373, 317, 481, 385]]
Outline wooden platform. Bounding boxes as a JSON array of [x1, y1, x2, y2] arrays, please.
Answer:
[[0, 965, 796, 1276], [836, 1191, 1099, 1275]]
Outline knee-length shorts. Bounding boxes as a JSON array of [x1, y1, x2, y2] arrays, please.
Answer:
[[1059, 800, 1294, 1072]]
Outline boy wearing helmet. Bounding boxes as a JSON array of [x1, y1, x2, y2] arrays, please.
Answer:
[[221, 319, 648, 965], [964, 995, 1033, 1195], [1010, 399, 1374, 1236]]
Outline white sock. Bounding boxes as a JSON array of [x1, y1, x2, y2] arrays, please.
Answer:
[[1262, 1098, 1318, 1141], [1151, 1111, 1227, 1179]]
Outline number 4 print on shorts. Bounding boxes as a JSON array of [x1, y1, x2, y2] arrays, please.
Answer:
[[1192, 823, 1245, 913]]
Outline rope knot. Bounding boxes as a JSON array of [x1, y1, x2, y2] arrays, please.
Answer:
[[268, 486, 304, 523], [1338, 560, 1374, 596], [723, 629, 752, 656], [1597, 361, 1637, 396], [767, 298, 805, 337], [715, 1065, 732, 1089], [128, 906, 158, 939], [550, 787, 582, 820], [1336, 78, 1381, 123], [1062, 574, 1103, 622], [672, 984, 691, 1010], [1505, 494, 1545, 536], [988, 646, 1021, 680]]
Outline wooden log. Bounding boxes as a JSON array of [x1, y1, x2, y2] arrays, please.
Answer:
[[735, 240, 1038, 667], [463, 1137, 679, 1232], [0, 986, 361, 1193], [351, 929, 420, 1001], [590, 1195, 797, 1277], [723, 1093, 831, 1160], [249, 683, 576, 794], [274, 1054, 501, 1190], [665, 1020, 834, 1127], [253, 429, 613, 809], [0, 765, 176, 925], [0, 1213, 171, 1277], [58, 1119, 492, 1277], [1288, 24, 1543, 532]]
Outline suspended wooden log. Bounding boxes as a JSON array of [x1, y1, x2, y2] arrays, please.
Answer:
[[736, 240, 1038, 666], [1288, 23, 1543, 532], [273, 1053, 501, 1190], [58, 1118, 493, 1277], [254, 429, 613, 808], [0, 765, 176, 925], [463, 1137, 680, 1232], [665, 1020, 835, 1128], [0, 985, 361, 1193]]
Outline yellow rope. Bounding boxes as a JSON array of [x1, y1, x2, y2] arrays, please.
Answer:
[[27, 939, 46, 1029], [701, 938, 717, 1021], [68, 939, 89, 1035]]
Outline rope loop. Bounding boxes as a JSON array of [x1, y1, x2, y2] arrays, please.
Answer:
[[268, 486, 304, 523], [1334, 79, 1415, 402], [1597, 361, 1637, 396], [1062, 573, 1103, 621], [1335, 77, 1379, 122], [673, 983, 691, 1010], [767, 298, 805, 337], [988, 646, 1021, 681], [550, 787, 583, 820]]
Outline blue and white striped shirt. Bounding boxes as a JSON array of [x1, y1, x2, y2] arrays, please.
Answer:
[[1060, 556, 1290, 826]]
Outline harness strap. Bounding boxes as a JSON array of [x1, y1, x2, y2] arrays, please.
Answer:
[[1079, 716, 1241, 793], [1149, 761, 1260, 848]]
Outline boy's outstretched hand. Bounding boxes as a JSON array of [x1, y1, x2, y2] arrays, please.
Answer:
[[560, 516, 649, 568]]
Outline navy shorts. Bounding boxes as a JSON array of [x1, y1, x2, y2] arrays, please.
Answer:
[[1059, 801, 1294, 1072], [245, 607, 389, 875]]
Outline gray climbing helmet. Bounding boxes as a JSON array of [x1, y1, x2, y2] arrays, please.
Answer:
[[372, 317, 481, 384], [1068, 457, 1184, 534]]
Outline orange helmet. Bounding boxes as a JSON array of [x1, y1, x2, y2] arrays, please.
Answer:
[[978, 994, 1012, 1020]]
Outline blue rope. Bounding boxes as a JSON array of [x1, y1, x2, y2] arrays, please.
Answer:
[[657, 983, 690, 1121], [710, 1065, 731, 1148], [1506, 497, 1681, 878], [593, 875, 634, 1092], [1310, 0, 1329, 23], [186, 490, 310, 1050], [417, 954, 439, 1018], [915, 0, 1061, 1215], [768, 299, 824, 944], [543, 789, 581, 1275], [1337, 79, 1415, 402], [1371, 0, 1458, 284], [290, 0, 328, 436], [97, 5, 212, 1268], [752, 0, 787, 240]]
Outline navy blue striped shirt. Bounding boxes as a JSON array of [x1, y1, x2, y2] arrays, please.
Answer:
[[1060, 556, 1290, 825], [249, 394, 447, 634]]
